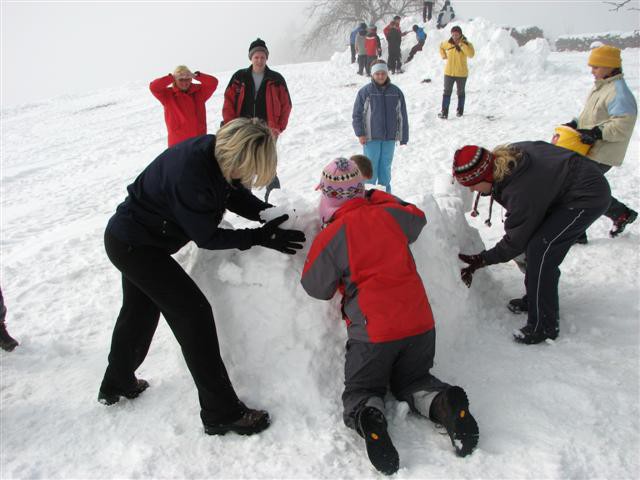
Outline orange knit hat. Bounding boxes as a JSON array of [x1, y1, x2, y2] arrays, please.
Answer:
[[588, 45, 622, 68]]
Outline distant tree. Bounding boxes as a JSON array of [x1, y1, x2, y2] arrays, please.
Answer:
[[602, 0, 640, 11], [302, 0, 438, 50]]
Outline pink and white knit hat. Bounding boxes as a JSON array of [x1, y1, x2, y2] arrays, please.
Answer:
[[316, 157, 365, 223]]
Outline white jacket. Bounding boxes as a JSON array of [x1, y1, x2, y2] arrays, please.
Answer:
[[577, 73, 637, 167]]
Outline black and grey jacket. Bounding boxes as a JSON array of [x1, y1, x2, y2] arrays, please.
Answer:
[[481, 141, 611, 265]]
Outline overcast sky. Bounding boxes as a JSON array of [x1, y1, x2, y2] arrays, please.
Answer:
[[2, 1, 639, 107]]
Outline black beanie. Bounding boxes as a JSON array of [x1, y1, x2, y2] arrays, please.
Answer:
[[451, 26, 462, 34], [248, 38, 269, 60]]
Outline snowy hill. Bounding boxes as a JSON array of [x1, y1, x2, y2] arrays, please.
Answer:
[[1, 18, 639, 479]]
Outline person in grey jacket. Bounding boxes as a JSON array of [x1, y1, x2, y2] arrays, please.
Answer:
[[452, 142, 610, 345], [352, 60, 409, 193]]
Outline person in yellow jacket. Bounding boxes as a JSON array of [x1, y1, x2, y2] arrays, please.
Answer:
[[564, 45, 638, 239], [438, 26, 474, 119]]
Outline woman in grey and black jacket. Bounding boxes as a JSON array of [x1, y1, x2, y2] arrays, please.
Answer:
[[452, 141, 610, 345]]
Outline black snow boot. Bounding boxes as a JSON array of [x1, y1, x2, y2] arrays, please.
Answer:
[[204, 406, 270, 436], [429, 386, 479, 457], [513, 324, 559, 345], [438, 110, 448, 119], [98, 379, 149, 405], [610, 209, 637, 238], [0, 323, 19, 352], [357, 406, 399, 475], [507, 295, 528, 314]]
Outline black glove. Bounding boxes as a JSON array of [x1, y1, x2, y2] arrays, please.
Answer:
[[253, 215, 305, 255], [454, 45, 462, 52], [577, 127, 602, 145], [563, 120, 578, 129], [458, 253, 486, 288]]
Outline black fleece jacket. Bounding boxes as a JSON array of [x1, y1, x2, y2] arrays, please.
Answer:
[[482, 141, 611, 265], [107, 135, 269, 254]]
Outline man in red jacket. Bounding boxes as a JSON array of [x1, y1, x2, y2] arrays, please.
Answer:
[[150, 65, 218, 147], [301, 157, 479, 475], [222, 39, 292, 201]]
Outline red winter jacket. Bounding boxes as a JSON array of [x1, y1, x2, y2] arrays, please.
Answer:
[[222, 66, 292, 135], [301, 190, 435, 343], [365, 36, 379, 57], [150, 72, 218, 147]]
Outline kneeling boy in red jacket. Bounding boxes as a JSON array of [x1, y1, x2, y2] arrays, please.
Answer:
[[301, 157, 479, 475]]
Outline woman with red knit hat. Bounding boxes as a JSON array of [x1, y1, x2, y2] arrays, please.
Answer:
[[452, 141, 611, 344]]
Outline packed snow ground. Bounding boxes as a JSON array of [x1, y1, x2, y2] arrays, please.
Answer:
[[1, 17, 639, 479]]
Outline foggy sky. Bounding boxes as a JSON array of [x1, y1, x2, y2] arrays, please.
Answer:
[[1, 1, 639, 107]]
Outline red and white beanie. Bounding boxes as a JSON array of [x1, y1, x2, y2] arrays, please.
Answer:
[[317, 158, 365, 223], [452, 145, 494, 186]]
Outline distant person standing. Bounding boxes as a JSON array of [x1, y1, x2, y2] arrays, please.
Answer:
[[423, 1, 435, 22], [0, 287, 19, 352], [352, 60, 409, 193], [150, 66, 218, 147], [364, 26, 382, 76], [566, 45, 638, 239], [383, 16, 409, 74], [437, 0, 456, 29], [351, 23, 367, 64], [405, 25, 427, 63], [355, 28, 369, 75], [438, 26, 474, 119], [222, 38, 292, 201]]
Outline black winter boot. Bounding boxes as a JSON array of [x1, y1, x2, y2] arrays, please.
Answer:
[[357, 406, 399, 475], [204, 405, 270, 436], [98, 378, 149, 405], [513, 324, 559, 345], [507, 295, 528, 314], [0, 323, 19, 352], [429, 386, 479, 457], [610, 209, 637, 237]]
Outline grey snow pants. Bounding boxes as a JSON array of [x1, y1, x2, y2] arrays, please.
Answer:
[[342, 329, 449, 430]]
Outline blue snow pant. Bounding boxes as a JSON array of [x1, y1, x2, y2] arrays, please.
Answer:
[[524, 204, 610, 336], [363, 140, 395, 193], [342, 330, 449, 430]]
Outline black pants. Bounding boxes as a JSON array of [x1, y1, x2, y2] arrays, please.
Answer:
[[342, 330, 448, 430], [350, 44, 356, 63], [525, 205, 609, 334], [101, 231, 243, 425], [387, 48, 402, 72], [423, 1, 433, 22], [442, 75, 467, 114], [406, 41, 425, 62], [597, 164, 630, 220], [366, 55, 378, 75], [357, 55, 368, 75]]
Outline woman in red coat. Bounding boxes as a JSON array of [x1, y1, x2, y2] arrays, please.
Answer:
[[150, 65, 218, 147]]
